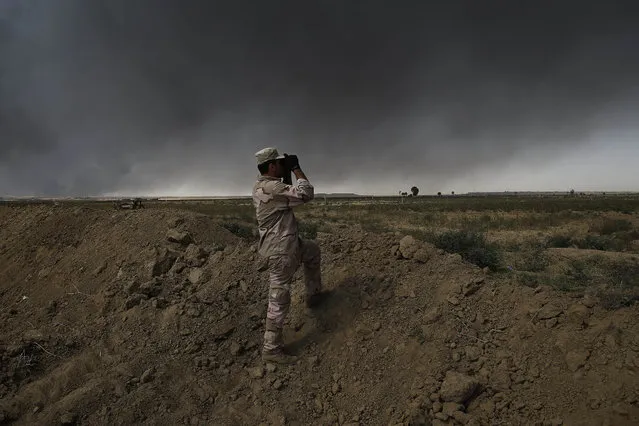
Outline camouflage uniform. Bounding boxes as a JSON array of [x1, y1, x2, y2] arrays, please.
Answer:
[[252, 149, 322, 357]]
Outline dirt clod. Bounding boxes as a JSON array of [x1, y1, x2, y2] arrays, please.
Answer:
[[248, 366, 265, 379], [565, 350, 590, 372], [537, 303, 564, 320], [167, 229, 193, 245], [439, 371, 480, 404]]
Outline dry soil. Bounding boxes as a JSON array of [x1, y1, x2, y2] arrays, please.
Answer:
[[1, 205, 638, 425]]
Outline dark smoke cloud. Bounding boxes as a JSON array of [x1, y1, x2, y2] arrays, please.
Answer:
[[1, 1, 638, 196]]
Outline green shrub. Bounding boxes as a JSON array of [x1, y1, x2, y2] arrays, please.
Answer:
[[298, 221, 319, 240], [433, 230, 501, 270], [597, 262, 639, 309], [547, 232, 629, 252], [593, 218, 633, 235], [576, 235, 617, 251], [514, 260, 592, 292], [546, 234, 572, 248], [566, 259, 591, 284], [608, 262, 639, 288], [519, 245, 549, 272], [356, 216, 388, 233], [515, 271, 542, 288], [516, 259, 639, 309]]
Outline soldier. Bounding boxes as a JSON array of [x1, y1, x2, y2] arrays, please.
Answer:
[[252, 147, 326, 364]]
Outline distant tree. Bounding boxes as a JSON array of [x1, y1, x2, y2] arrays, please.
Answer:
[[437, 192, 442, 196], [411, 186, 419, 197], [451, 191, 455, 195], [569, 189, 575, 196]]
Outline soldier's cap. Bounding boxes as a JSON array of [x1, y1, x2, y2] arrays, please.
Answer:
[[255, 147, 286, 165]]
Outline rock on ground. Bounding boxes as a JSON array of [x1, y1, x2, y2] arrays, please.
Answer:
[[439, 371, 480, 404], [167, 229, 194, 245]]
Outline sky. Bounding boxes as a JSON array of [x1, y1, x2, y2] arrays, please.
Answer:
[[1, 1, 638, 197]]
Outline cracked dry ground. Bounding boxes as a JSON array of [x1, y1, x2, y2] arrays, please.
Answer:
[[1, 205, 638, 426]]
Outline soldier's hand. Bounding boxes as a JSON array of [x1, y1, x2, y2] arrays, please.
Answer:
[[284, 154, 300, 171]]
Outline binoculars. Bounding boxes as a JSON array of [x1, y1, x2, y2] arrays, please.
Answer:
[[281, 153, 299, 185]]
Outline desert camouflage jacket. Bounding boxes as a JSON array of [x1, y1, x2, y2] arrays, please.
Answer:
[[252, 175, 314, 257]]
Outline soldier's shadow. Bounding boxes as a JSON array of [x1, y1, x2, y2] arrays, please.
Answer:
[[286, 274, 388, 354]]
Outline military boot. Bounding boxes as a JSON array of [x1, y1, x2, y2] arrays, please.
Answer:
[[262, 321, 297, 364], [262, 348, 298, 364]]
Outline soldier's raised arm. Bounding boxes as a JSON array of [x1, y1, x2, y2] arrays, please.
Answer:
[[270, 180, 313, 205], [253, 148, 314, 207]]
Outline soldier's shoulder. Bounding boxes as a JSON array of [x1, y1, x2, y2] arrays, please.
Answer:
[[253, 177, 270, 190], [260, 179, 288, 194]]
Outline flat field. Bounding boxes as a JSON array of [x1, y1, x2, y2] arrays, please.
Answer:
[[1, 193, 638, 425]]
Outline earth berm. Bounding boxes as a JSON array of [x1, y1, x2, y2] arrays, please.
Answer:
[[1, 206, 638, 425]]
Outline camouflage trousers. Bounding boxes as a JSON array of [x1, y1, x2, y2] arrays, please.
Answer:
[[263, 239, 321, 354]]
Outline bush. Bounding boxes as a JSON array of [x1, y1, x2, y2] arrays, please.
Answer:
[[593, 218, 633, 235], [433, 230, 501, 270], [546, 234, 572, 248], [519, 245, 549, 272], [515, 259, 592, 292], [298, 221, 319, 240], [575, 235, 620, 251], [566, 259, 591, 283], [547, 232, 632, 252], [608, 262, 639, 288], [596, 262, 639, 309], [516, 258, 639, 308]]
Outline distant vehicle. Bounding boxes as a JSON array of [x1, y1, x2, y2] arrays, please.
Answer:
[[113, 198, 145, 210]]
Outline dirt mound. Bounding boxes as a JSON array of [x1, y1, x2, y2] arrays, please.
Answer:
[[1, 206, 639, 425]]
